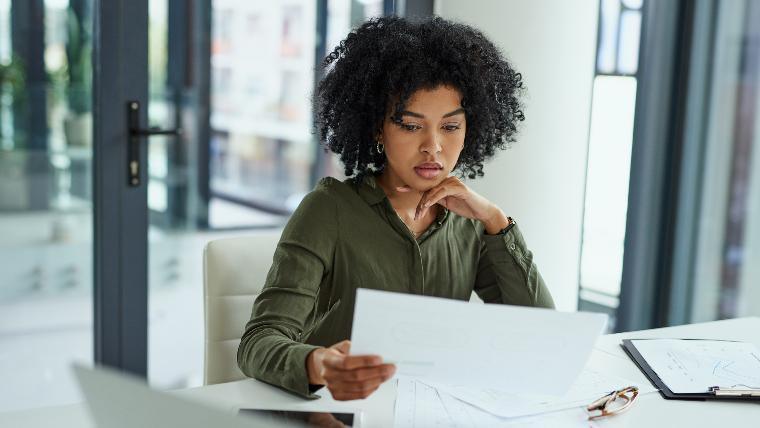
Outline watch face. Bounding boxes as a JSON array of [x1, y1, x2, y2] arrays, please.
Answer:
[[497, 218, 515, 235]]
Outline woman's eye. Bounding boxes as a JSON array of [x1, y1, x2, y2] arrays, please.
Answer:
[[443, 124, 461, 132], [400, 123, 421, 132]]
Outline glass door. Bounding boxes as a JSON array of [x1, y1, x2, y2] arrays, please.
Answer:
[[145, 0, 386, 389], [0, 0, 393, 410], [0, 0, 95, 412]]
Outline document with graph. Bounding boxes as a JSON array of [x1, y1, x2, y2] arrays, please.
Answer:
[[626, 339, 760, 394], [349, 288, 607, 395]]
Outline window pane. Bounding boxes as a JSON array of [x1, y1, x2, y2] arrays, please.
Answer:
[[580, 76, 637, 298], [0, 0, 94, 411], [691, 0, 760, 322], [209, 0, 317, 228], [621, 0, 642, 10], [597, 0, 621, 74], [617, 9, 640, 74]]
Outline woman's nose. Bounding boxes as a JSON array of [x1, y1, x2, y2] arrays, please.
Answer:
[[420, 133, 443, 154]]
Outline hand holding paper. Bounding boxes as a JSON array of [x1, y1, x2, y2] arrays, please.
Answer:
[[350, 289, 607, 395]]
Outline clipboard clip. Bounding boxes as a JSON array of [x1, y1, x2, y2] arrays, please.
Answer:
[[708, 385, 760, 397]]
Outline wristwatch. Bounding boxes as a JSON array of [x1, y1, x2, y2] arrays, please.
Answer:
[[494, 216, 516, 235]]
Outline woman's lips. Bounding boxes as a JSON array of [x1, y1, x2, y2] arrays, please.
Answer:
[[414, 164, 443, 179]]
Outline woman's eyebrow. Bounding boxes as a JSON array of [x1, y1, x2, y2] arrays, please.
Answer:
[[442, 107, 466, 118], [400, 107, 466, 119]]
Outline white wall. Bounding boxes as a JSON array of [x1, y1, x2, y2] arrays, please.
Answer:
[[436, 0, 599, 310]]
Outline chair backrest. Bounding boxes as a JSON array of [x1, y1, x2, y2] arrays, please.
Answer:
[[202, 231, 281, 385]]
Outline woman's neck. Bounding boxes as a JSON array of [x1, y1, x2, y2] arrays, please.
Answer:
[[375, 171, 421, 213], [375, 170, 440, 239]]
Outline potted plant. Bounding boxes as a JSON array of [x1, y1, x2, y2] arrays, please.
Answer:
[[0, 55, 30, 211], [62, 0, 92, 200], [62, 0, 92, 149], [0, 54, 26, 144]]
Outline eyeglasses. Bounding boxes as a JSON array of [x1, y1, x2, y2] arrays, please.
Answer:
[[586, 386, 639, 421]]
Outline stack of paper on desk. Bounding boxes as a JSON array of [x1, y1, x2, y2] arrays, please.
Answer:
[[429, 367, 657, 418], [350, 288, 608, 395], [394, 370, 657, 427], [394, 377, 596, 428]]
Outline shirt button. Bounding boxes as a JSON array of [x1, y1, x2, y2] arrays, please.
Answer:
[[509, 243, 516, 251]]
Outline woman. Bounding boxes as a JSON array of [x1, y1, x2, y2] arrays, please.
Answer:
[[237, 15, 554, 401]]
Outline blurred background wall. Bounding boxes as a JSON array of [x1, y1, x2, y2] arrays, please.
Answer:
[[436, 0, 600, 310]]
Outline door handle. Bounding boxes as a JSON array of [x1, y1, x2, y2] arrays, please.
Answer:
[[127, 100, 182, 187]]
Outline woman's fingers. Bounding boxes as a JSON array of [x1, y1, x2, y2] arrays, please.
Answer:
[[327, 375, 387, 394], [322, 358, 396, 401], [325, 363, 396, 382], [330, 339, 351, 354], [326, 366, 396, 400], [416, 185, 455, 220], [323, 353, 383, 371], [317, 341, 396, 400], [330, 385, 381, 401]]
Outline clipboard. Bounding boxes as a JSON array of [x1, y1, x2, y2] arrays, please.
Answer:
[[621, 339, 760, 401]]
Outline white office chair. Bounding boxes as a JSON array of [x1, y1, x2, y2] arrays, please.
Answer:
[[202, 231, 281, 385]]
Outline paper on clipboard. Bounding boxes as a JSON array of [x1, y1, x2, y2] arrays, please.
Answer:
[[349, 288, 607, 395], [629, 339, 760, 394]]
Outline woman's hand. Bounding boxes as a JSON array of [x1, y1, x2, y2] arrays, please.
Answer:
[[397, 176, 510, 234], [306, 340, 396, 401]]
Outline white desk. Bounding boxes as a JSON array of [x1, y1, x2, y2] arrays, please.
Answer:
[[3, 317, 759, 427]]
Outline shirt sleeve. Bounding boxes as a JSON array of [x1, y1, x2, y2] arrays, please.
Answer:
[[237, 180, 338, 399], [473, 223, 555, 308]]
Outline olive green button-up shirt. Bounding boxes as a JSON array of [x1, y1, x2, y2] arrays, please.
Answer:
[[237, 175, 555, 398]]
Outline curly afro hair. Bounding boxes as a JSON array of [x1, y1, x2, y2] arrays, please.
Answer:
[[313, 15, 525, 180]]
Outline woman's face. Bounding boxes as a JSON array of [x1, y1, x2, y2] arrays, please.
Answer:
[[380, 85, 466, 191]]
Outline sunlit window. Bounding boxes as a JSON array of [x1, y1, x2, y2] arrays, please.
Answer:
[[207, 0, 383, 228], [578, 0, 642, 315]]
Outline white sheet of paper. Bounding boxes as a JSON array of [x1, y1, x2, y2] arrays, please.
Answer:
[[394, 377, 596, 428], [351, 288, 607, 395], [429, 367, 657, 418], [630, 339, 760, 393], [394, 377, 458, 428]]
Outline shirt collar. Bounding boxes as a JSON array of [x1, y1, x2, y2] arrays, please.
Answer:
[[354, 174, 450, 225], [355, 174, 388, 206]]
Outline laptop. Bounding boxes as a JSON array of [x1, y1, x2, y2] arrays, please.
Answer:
[[72, 364, 299, 428]]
